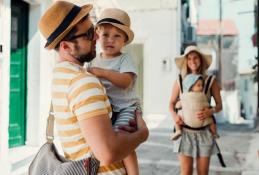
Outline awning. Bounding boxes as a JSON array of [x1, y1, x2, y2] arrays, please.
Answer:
[[197, 19, 238, 36]]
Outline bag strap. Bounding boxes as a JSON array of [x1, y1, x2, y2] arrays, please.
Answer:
[[178, 74, 183, 93], [46, 103, 55, 143], [204, 75, 213, 94]]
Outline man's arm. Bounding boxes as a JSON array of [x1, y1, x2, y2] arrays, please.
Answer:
[[78, 114, 148, 165]]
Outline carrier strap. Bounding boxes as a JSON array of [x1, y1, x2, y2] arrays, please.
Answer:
[[204, 75, 213, 94], [178, 74, 183, 93], [182, 124, 207, 130], [215, 141, 227, 167]]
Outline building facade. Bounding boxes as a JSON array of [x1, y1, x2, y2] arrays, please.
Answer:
[[0, 0, 188, 173]]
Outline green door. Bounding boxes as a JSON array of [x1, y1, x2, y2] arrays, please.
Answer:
[[9, 0, 29, 148]]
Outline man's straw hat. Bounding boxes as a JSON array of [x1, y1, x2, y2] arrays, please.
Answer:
[[38, 1, 92, 50], [96, 8, 134, 44], [175, 45, 212, 70]]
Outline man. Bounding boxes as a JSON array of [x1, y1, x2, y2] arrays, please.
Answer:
[[38, 1, 148, 174]]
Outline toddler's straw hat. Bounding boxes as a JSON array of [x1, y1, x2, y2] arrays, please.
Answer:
[[96, 8, 134, 44]]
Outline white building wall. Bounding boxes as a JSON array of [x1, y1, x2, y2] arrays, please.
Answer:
[[93, 0, 182, 115], [0, 0, 55, 173], [129, 9, 180, 115], [0, 0, 183, 173], [71, 0, 182, 115]]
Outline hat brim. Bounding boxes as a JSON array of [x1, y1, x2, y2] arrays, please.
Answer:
[[96, 22, 134, 44], [45, 4, 93, 50], [175, 52, 212, 70]]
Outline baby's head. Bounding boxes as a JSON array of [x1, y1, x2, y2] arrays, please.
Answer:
[[95, 8, 134, 53], [183, 74, 204, 92]]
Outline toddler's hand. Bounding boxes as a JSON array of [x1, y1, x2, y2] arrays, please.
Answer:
[[87, 67, 104, 77]]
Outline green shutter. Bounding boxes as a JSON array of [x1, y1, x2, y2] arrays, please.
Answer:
[[9, 0, 29, 148]]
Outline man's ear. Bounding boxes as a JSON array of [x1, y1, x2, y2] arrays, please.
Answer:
[[60, 41, 72, 52]]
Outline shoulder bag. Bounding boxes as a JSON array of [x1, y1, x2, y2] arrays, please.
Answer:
[[28, 104, 100, 175]]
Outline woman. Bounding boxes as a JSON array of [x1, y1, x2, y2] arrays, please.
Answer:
[[169, 45, 222, 175]]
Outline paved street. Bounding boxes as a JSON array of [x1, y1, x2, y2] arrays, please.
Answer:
[[10, 113, 259, 175], [137, 114, 259, 175]]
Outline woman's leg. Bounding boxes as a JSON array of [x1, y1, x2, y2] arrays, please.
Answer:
[[179, 154, 193, 175], [196, 156, 210, 175]]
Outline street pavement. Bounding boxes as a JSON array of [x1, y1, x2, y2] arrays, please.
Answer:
[[137, 114, 259, 175]]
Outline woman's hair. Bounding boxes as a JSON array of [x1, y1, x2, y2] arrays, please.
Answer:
[[180, 51, 207, 78]]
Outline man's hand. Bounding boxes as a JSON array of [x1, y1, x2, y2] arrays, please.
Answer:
[[118, 115, 149, 142], [118, 118, 137, 133]]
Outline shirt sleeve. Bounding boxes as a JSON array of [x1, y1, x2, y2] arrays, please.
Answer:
[[68, 73, 112, 121], [119, 53, 138, 76]]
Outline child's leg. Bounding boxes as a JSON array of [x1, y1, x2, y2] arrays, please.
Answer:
[[171, 123, 182, 140], [113, 106, 136, 131], [209, 121, 220, 138], [123, 151, 139, 175], [175, 123, 181, 131], [209, 123, 217, 135], [113, 106, 139, 174]]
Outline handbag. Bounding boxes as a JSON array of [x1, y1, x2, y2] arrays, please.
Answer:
[[28, 104, 100, 175]]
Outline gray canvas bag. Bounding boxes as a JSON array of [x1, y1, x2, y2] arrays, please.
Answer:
[[28, 104, 100, 175]]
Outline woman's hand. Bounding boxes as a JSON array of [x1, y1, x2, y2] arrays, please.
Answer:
[[196, 107, 212, 121]]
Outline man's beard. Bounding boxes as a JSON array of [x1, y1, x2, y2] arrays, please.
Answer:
[[76, 50, 96, 64], [73, 42, 96, 64]]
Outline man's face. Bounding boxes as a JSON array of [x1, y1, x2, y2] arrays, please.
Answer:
[[69, 17, 96, 63]]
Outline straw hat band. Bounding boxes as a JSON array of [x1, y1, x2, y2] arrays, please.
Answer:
[[46, 5, 81, 47], [97, 18, 124, 25]]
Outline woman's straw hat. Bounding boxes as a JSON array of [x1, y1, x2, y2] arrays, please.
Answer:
[[96, 8, 134, 44], [175, 45, 212, 70], [38, 1, 92, 50]]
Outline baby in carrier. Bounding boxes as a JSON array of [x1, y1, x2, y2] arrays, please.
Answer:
[[171, 74, 219, 140]]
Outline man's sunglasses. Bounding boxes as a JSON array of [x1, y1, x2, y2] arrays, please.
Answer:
[[68, 25, 95, 41]]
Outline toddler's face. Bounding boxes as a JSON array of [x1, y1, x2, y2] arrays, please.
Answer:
[[191, 79, 203, 92], [97, 24, 127, 58]]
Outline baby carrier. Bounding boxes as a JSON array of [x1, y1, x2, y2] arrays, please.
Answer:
[[178, 75, 214, 128], [176, 74, 214, 128], [176, 74, 226, 167]]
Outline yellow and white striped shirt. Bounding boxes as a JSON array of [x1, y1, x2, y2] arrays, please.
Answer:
[[52, 61, 126, 175]]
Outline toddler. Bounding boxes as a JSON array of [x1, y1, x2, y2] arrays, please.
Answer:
[[88, 8, 140, 175]]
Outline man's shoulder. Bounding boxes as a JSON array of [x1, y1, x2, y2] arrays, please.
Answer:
[[54, 61, 84, 74], [54, 61, 100, 83]]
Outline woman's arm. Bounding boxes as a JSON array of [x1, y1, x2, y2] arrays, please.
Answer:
[[78, 114, 148, 165], [169, 80, 184, 125], [196, 79, 222, 120], [210, 79, 222, 113], [88, 67, 134, 89]]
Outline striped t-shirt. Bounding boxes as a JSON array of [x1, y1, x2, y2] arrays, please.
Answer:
[[52, 61, 126, 175]]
